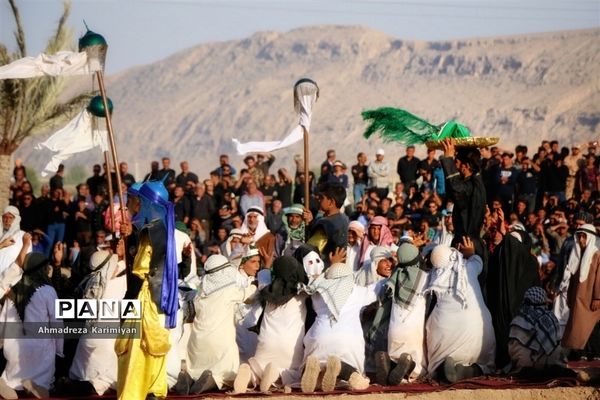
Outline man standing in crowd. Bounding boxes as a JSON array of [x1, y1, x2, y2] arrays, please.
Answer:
[[496, 152, 519, 214], [176, 161, 199, 187], [397, 145, 420, 189], [368, 149, 391, 200], [159, 157, 177, 186], [86, 164, 106, 197], [351, 152, 369, 204], [50, 164, 64, 192], [119, 162, 136, 188], [564, 145, 584, 200], [320, 149, 336, 182]]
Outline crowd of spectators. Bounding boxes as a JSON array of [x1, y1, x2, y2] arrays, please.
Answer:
[[9, 141, 600, 273]]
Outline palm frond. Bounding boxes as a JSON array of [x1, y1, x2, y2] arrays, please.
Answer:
[[45, 1, 73, 54], [7, 0, 26, 57]]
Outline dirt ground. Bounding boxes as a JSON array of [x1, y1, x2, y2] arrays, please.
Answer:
[[199, 386, 599, 400]]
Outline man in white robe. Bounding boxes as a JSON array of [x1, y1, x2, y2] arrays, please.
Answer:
[[234, 255, 308, 393], [187, 255, 256, 393], [370, 242, 429, 385], [425, 240, 495, 383], [234, 247, 262, 364], [68, 248, 127, 395], [0, 234, 62, 399], [346, 221, 365, 271], [0, 206, 31, 274]]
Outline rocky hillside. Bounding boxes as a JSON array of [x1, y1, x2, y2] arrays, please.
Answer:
[[18, 26, 600, 179]]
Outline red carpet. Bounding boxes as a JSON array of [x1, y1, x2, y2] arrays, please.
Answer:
[[36, 376, 586, 399]]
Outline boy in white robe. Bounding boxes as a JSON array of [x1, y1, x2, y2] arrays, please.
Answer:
[[234, 255, 308, 393], [234, 247, 262, 364], [0, 234, 62, 399], [187, 255, 256, 393], [425, 239, 496, 383], [68, 248, 127, 395], [370, 242, 429, 386]]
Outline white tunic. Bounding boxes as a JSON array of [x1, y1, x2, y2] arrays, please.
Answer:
[[248, 295, 307, 387], [234, 271, 262, 364], [166, 304, 192, 388], [387, 270, 429, 378], [188, 284, 256, 389], [0, 285, 63, 390], [0, 230, 30, 274], [425, 256, 495, 374], [303, 285, 377, 374], [69, 261, 127, 394]]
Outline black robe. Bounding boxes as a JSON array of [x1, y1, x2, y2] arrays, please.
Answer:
[[486, 232, 541, 368], [440, 157, 488, 287]]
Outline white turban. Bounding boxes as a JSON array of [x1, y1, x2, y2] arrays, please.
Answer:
[[0, 205, 22, 242]]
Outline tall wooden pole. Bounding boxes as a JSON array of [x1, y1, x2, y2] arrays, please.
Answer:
[[303, 126, 310, 211], [95, 70, 126, 223], [103, 150, 116, 233]]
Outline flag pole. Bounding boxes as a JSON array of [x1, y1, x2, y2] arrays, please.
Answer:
[[96, 70, 126, 222], [79, 29, 126, 226], [303, 126, 310, 210], [103, 150, 116, 233]]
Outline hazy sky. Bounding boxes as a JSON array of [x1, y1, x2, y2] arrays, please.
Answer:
[[2, 0, 599, 73]]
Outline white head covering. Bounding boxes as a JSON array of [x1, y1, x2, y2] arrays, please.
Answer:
[[80, 250, 119, 300], [241, 245, 260, 265], [222, 228, 244, 259], [355, 246, 393, 286], [200, 254, 239, 297], [240, 207, 270, 242], [0, 206, 21, 242], [564, 224, 599, 284], [426, 244, 468, 308]]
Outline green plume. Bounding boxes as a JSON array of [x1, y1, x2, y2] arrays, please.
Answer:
[[362, 107, 471, 145]]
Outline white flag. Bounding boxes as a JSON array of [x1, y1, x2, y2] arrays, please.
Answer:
[[0, 51, 98, 79], [35, 109, 109, 177], [232, 93, 315, 155]]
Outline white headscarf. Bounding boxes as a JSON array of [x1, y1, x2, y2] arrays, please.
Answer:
[[425, 244, 468, 308], [222, 228, 244, 259], [80, 250, 119, 300], [355, 246, 393, 287], [0, 206, 21, 242], [563, 224, 599, 285], [240, 207, 270, 242]]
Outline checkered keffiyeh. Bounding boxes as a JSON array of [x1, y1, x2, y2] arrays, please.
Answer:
[[424, 249, 468, 308], [509, 286, 560, 359], [200, 255, 239, 297], [300, 262, 354, 322]]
